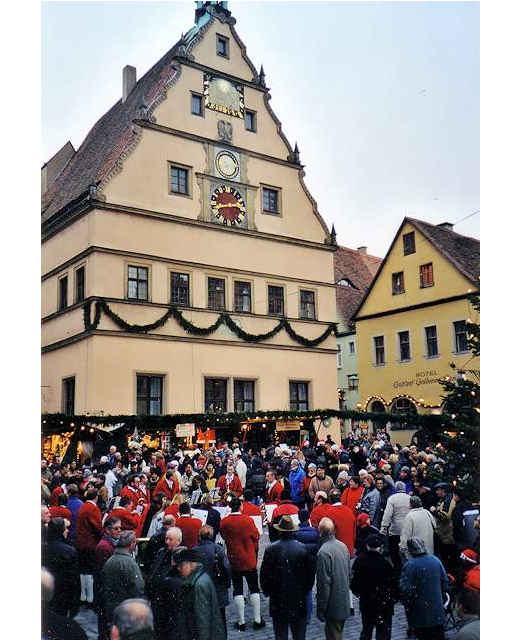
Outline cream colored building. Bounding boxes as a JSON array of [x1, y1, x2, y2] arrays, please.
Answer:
[[41, 2, 339, 443]]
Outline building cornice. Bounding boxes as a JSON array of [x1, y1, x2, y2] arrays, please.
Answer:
[[354, 293, 477, 322], [41, 328, 338, 355], [177, 59, 268, 93], [42, 246, 337, 289]]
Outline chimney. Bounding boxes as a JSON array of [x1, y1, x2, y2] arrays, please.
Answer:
[[437, 222, 454, 231], [122, 65, 136, 103], [357, 246, 367, 254]]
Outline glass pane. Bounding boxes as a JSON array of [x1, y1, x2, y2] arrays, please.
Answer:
[[150, 377, 161, 396], [137, 376, 147, 395], [138, 282, 148, 300], [137, 399, 148, 416], [149, 400, 161, 416], [128, 281, 137, 298], [138, 267, 148, 280], [128, 266, 137, 279]]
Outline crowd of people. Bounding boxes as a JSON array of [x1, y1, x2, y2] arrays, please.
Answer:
[[41, 429, 480, 640]]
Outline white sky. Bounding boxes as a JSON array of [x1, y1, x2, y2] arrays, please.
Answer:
[[41, 0, 479, 257]]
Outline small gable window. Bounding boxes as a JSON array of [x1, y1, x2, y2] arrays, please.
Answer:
[[403, 232, 416, 255], [216, 34, 229, 58]]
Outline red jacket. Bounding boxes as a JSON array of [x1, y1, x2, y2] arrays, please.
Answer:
[[265, 482, 283, 504], [176, 515, 203, 549], [153, 477, 180, 502], [49, 506, 72, 520], [216, 474, 243, 497], [309, 503, 333, 528], [75, 501, 102, 551], [220, 513, 259, 572], [95, 536, 116, 571], [302, 476, 314, 498], [328, 503, 356, 555], [120, 486, 141, 510], [50, 486, 65, 507], [241, 502, 262, 517], [164, 504, 179, 518], [108, 507, 140, 532], [272, 501, 299, 521], [340, 486, 363, 512]]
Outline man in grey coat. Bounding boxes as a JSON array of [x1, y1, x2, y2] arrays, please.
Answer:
[[380, 481, 411, 572], [102, 531, 145, 625], [400, 496, 437, 558], [316, 517, 352, 640]]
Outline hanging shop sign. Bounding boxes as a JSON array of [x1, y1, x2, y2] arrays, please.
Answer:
[[276, 421, 300, 431], [176, 423, 196, 438]]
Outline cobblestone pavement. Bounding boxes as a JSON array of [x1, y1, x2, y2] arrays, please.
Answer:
[[75, 531, 458, 640]]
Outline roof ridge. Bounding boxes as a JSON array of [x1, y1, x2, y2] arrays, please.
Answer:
[[404, 216, 480, 243]]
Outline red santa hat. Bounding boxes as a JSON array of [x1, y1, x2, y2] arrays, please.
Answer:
[[460, 549, 478, 564]]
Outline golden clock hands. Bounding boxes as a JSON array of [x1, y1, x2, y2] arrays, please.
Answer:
[[214, 202, 240, 210]]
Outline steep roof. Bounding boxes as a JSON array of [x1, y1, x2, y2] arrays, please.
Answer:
[[334, 246, 382, 330]]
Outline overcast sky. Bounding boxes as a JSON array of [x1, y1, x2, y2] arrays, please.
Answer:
[[42, 1, 479, 257]]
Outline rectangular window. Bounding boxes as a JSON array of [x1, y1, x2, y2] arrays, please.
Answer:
[[234, 380, 255, 412], [403, 232, 416, 255], [349, 341, 355, 354], [425, 326, 439, 357], [62, 377, 75, 415], [262, 187, 279, 214], [128, 266, 149, 300], [75, 267, 85, 303], [420, 263, 434, 288], [300, 290, 316, 319], [191, 92, 203, 116], [136, 375, 163, 416], [454, 321, 469, 353], [337, 345, 343, 368], [374, 336, 385, 365], [234, 281, 252, 313], [205, 378, 227, 412], [208, 277, 226, 310], [245, 110, 256, 132], [171, 272, 190, 306], [169, 164, 190, 195], [216, 34, 229, 57], [268, 285, 284, 316], [392, 271, 405, 295], [290, 381, 309, 411], [398, 330, 411, 361], [347, 376, 359, 391], [58, 276, 68, 310]]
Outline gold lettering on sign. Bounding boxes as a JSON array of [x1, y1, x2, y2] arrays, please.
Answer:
[[392, 370, 440, 389]]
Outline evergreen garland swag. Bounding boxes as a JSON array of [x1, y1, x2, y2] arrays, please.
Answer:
[[83, 300, 337, 347]]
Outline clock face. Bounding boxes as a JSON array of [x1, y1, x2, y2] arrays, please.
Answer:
[[216, 151, 239, 179], [211, 185, 246, 226]]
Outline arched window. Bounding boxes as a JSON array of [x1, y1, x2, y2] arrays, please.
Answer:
[[370, 400, 386, 413], [390, 397, 417, 430]]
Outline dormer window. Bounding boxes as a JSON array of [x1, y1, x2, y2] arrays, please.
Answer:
[[337, 278, 358, 289]]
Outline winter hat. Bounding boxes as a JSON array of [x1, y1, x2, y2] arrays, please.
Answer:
[[460, 549, 478, 564], [357, 513, 370, 527], [337, 470, 350, 482], [175, 548, 203, 564], [395, 481, 406, 493], [308, 463, 317, 469], [365, 534, 385, 549], [407, 537, 427, 556]]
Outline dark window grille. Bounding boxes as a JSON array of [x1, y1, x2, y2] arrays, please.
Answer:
[[263, 188, 279, 213], [268, 285, 284, 316], [234, 281, 251, 312], [137, 375, 163, 416], [245, 110, 256, 132], [170, 166, 189, 195], [171, 272, 190, 306], [128, 266, 148, 300], [75, 267, 85, 303], [191, 93, 203, 116], [374, 336, 385, 365], [62, 377, 75, 415], [59, 276, 68, 310], [454, 321, 469, 353], [347, 376, 359, 391], [300, 290, 316, 319], [217, 35, 229, 56], [208, 277, 226, 310], [403, 232, 416, 255], [205, 378, 227, 412], [234, 380, 255, 412], [425, 326, 438, 357], [398, 330, 411, 361], [290, 381, 309, 411]]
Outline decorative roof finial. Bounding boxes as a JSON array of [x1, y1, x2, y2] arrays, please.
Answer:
[[330, 224, 337, 246], [258, 64, 266, 88], [288, 141, 301, 164]]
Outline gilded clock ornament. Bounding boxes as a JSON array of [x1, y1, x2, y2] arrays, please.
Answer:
[[216, 150, 239, 179], [210, 185, 246, 226]]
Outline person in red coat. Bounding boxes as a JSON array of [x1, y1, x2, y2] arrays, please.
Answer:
[[220, 497, 265, 632], [49, 484, 66, 507], [341, 476, 364, 513], [241, 490, 262, 516], [152, 470, 180, 502], [50, 494, 72, 520], [216, 463, 243, 497], [75, 488, 103, 604], [175, 502, 203, 549], [107, 496, 140, 532], [309, 491, 333, 528], [269, 488, 300, 542], [327, 488, 356, 556], [120, 475, 143, 510], [265, 470, 283, 504]]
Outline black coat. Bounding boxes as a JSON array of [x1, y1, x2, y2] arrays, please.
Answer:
[[260, 536, 316, 621], [351, 550, 398, 618], [192, 539, 232, 608], [196, 505, 221, 538], [43, 536, 81, 617], [143, 526, 168, 573], [146, 547, 185, 633], [373, 484, 393, 529]]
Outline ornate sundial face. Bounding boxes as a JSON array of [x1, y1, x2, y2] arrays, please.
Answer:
[[204, 75, 245, 119], [210, 185, 246, 226], [216, 150, 239, 179]]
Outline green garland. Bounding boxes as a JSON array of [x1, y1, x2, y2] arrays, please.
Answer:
[[83, 300, 337, 348]]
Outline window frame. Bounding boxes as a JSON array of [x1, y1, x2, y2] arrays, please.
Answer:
[[261, 184, 282, 216], [233, 279, 252, 313], [373, 335, 386, 366], [58, 274, 68, 311], [420, 262, 435, 288], [289, 380, 310, 412], [397, 329, 411, 362], [453, 320, 469, 354], [127, 264, 150, 301], [216, 33, 230, 58], [205, 377, 228, 413], [136, 374, 164, 416], [337, 344, 343, 369], [267, 284, 285, 317], [207, 276, 227, 311], [347, 375, 359, 391], [424, 325, 439, 358], [349, 341, 356, 354], [62, 376, 75, 415], [403, 232, 416, 255], [190, 91, 204, 117], [299, 289, 317, 320], [168, 161, 192, 198], [391, 271, 405, 295], [233, 379, 255, 412], [245, 109, 257, 132], [74, 265, 85, 304], [170, 271, 190, 307]]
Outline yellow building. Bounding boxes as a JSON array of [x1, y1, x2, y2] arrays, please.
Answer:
[[354, 217, 479, 438], [41, 2, 339, 445]]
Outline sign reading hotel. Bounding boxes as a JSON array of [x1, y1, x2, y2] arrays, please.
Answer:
[[392, 370, 440, 390], [204, 75, 245, 118]]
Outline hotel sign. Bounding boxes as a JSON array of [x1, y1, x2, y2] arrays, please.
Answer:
[[392, 369, 440, 390]]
